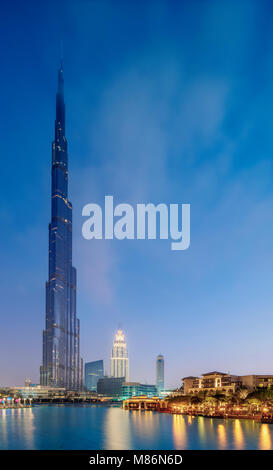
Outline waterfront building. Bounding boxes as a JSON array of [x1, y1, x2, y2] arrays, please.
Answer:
[[121, 382, 157, 399], [241, 375, 273, 390], [40, 64, 81, 390], [85, 360, 104, 391], [97, 377, 125, 397], [123, 396, 168, 410], [183, 371, 242, 395], [156, 354, 164, 395], [110, 329, 129, 381], [183, 371, 273, 394], [11, 386, 66, 399]]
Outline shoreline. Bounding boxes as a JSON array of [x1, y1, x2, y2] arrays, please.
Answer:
[[2, 402, 273, 425], [166, 409, 273, 424]]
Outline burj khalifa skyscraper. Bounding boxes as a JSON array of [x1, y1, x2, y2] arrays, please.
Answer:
[[40, 64, 82, 390]]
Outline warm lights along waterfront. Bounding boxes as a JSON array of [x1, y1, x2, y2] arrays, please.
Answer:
[[0, 406, 272, 450]]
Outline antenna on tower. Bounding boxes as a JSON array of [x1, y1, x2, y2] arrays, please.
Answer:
[[60, 39, 64, 68]]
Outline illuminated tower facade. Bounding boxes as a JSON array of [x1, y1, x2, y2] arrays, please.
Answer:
[[156, 354, 164, 395], [40, 64, 81, 390], [110, 329, 129, 381]]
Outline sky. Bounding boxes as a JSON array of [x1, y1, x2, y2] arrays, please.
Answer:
[[1, 0, 273, 388]]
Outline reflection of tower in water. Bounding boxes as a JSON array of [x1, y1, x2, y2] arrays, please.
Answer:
[[104, 407, 131, 449], [1, 408, 35, 449]]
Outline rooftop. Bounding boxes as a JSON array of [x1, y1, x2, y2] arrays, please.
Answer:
[[202, 371, 227, 377]]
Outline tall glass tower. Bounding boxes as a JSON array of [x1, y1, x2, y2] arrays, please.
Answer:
[[156, 355, 164, 395], [85, 360, 104, 391], [40, 64, 81, 390], [110, 330, 129, 382]]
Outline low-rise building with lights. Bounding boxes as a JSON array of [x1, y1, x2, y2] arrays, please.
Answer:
[[183, 371, 273, 394], [241, 375, 273, 390], [10, 385, 66, 398], [121, 382, 158, 399], [183, 371, 242, 395]]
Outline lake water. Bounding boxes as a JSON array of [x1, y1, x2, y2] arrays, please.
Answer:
[[0, 405, 272, 450]]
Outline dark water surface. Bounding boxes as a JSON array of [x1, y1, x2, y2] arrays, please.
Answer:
[[0, 405, 272, 450]]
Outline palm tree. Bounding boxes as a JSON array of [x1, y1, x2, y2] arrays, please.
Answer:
[[239, 389, 249, 400], [247, 397, 262, 415], [204, 395, 218, 413]]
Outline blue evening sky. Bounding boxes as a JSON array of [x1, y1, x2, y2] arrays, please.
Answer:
[[1, 0, 273, 387]]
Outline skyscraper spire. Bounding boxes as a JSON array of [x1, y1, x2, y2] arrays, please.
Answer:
[[58, 63, 64, 94], [56, 63, 65, 136], [40, 65, 82, 390], [60, 39, 64, 67]]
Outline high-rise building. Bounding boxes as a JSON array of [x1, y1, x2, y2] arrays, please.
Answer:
[[40, 64, 81, 390], [110, 329, 129, 382], [97, 376, 125, 397], [85, 360, 104, 391], [156, 355, 164, 395], [80, 357, 84, 391]]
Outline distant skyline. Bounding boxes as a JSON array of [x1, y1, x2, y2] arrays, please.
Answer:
[[2, 0, 273, 388]]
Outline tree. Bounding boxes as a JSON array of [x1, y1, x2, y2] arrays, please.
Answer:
[[238, 389, 249, 401], [204, 396, 217, 407], [190, 395, 202, 405]]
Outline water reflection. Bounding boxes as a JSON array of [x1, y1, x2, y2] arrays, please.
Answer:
[[130, 410, 162, 448], [217, 424, 227, 449], [21, 407, 35, 448], [131, 410, 158, 435], [104, 407, 131, 449], [1, 406, 273, 450], [259, 424, 272, 450], [172, 415, 187, 449], [233, 419, 245, 449], [0, 409, 8, 447], [0, 407, 34, 449], [197, 417, 207, 447]]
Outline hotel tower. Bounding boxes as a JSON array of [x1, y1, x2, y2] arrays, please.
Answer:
[[156, 354, 164, 395], [40, 64, 82, 390], [110, 329, 129, 381]]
